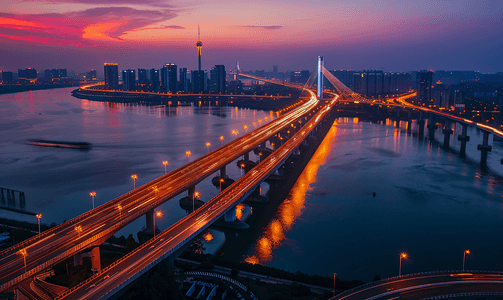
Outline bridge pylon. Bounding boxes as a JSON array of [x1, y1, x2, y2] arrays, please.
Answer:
[[317, 56, 324, 99]]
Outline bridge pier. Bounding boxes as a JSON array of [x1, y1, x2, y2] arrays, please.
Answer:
[[477, 131, 492, 168], [417, 119, 425, 137], [220, 166, 226, 180], [188, 185, 196, 201], [91, 246, 101, 273], [224, 210, 236, 222], [442, 120, 453, 149], [427, 115, 437, 140], [395, 119, 400, 128], [457, 124, 470, 157], [146, 209, 155, 235], [396, 108, 401, 119], [0, 189, 4, 204], [406, 121, 412, 132], [243, 152, 249, 162], [73, 252, 83, 266]]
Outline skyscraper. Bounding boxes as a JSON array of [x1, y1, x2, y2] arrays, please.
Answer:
[[104, 63, 119, 90], [1, 71, 13, 83], [18, 68, 37, 79], [86, 69, 97, 80], [417, 70, 433, 104], [149, 68, 160, 92], [192, 70, 206, 93], [121, 69, 136, 91], [138, 69, 148, 86], [179, 68, 188, 93], [161, 63, 177, 93], [210, 65, 226, 93]]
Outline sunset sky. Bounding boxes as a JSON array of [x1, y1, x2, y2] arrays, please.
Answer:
[[1, 0, 502, 73]]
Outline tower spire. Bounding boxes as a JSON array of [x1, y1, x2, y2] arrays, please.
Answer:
[[196, 24, 203, 71]]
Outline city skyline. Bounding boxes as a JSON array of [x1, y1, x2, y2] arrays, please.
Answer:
[[1, 0, 503, 72]]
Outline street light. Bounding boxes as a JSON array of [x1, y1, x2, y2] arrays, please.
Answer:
[[240, 163, 245, 176], [117, 204, 122, 219], [131, 174, 137, 189], [399, 252, 408, 276], [162, 160, 169, 174], [220, 135, 224, 146], [89, 192, 96, 209], [186, 151, 191, 161], [219, 178, 225, 192], [205, 142, 211, 152], [153, 211, 163, 237], [463, 250, 470, 271], [333, 273, 337, 297], [259, 152, 263, 162], [192, 191, 200, 212], [19, 249, 27, 273], [244, 125, 248, 132], [35, 214, 42, 234]]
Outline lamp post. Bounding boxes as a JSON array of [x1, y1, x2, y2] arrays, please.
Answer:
[[240, 163, 245, 177], [89, 192, 96, 209], [219, 178, 224, 192], [463, 250, 470, 271], [192, 191, 200, 212], [19, 249, 27, 273], [220, 136, 224, 146], [162, 160, 169, 174], [117, 205, 122, 219], [154, 211, 163, 237], [399, 252, 408, 276], [205, 142, 211, 152], [244, 125, 248, 132], [333, 273, 337, 297], [259, 152, 263, 162], [186, 151, 191, 161], [35, 214, 42, 234], [131, 174, 137, 189]]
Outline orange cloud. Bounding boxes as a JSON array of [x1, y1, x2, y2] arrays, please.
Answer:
[[82, 21, 125, 41]]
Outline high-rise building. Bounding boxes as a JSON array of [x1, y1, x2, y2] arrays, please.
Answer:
[[104, 63, 119, 90], [273, 65, 278, 73], [433, 80, 450, 108], [179, 68, 188, 93], [192, 70, 206, 93], [59, 69, 67, 79], [210, 65, 226, 93], [329, 70, 355, 90], [1, 71, 13, 83], [18, 68, 37, 79], [161, 63, 177, 93], [417, 70, 433, 104], [352, 70, 384, 97], [86, 69, 97, 80], [138, 69, 148, 86], [255, 70, 265, 77], [121, 69, 136, 91], [149, 68, 160, 92]]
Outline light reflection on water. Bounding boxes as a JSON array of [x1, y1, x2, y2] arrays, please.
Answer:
[[245, 121, 339, 265]]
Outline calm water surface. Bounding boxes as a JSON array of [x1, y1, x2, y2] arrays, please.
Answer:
[[1, 88, 503, 283]]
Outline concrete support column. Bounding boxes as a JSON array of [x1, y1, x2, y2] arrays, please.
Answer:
[[73, 252, 83, 266], [243, 152, 249, 162], [406, 121, 412, 132], [220, 166, 226, 179], [224, 209, 236, 222], [396, 108, 401, 119], [1, 188, 4, 202], [407, 110, 412, 122], [457, 124, 470, 157], [395, 119, 400, 128], [442, 120, 453, 149], [188, 185, 195, 200], [146, 209, 154, 235], [417, 119, 425, 137], [427, 115, 437, 140], [91, 246, 101, 273], [477, 131, 492, 168]]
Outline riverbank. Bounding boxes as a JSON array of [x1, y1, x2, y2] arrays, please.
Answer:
[[0, 83, 76, 95]]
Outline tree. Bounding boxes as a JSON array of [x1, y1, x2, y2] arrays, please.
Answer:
[[373, 275, 381, 282]]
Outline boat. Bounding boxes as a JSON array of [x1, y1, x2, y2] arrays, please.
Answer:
[[26, 139, 92, 150]]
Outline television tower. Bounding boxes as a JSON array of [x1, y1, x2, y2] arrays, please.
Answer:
[[196, 24, 203, 71]]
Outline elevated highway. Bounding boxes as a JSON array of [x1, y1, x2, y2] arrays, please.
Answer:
[[54, 92, 338, 300]]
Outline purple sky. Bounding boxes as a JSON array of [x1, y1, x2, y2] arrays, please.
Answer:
[[1, 0, 502, 73]]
